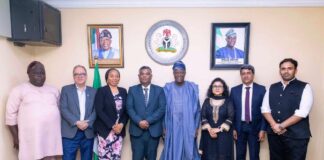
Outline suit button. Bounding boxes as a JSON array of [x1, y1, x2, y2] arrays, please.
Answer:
[[278, 111, 281, 114], [280, 94, 282, 97], [277, 119, 280, 122], [278, 102, 281, 105]]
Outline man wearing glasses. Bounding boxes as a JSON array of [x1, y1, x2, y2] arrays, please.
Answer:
[[60, 65, 97, 160]]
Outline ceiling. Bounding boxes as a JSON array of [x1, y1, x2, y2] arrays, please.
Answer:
[[42, 0, 324, 8]]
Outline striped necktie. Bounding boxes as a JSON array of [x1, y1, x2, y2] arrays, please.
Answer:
[[144, 87, 148, 106]]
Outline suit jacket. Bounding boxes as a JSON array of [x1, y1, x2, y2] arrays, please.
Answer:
[[60, 84, 97, 139], [127, 84, 166, 137], [93, 85, 128, 138], [230, 83, 267, 134]]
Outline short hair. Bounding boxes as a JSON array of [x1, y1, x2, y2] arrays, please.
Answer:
[[27, 61, 44, 74], [207, 77, 229, 98], [279, 58, 298, 69], [139, 66, 152, 73], [105, 68, 120, 81], [72, 65, 87, 74], [240, 64, 255, 74]]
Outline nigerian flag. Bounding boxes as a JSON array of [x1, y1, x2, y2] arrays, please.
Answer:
[[92, 62, 101, 89], [92, 62, 101, 160], [215, 28, 223, 50]]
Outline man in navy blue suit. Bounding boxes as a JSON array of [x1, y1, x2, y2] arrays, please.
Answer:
[[127, 66, 166, 160], [230, 64, 267, 160]]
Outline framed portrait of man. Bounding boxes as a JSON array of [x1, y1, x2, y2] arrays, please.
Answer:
[[87, 24, 124, 68], [210, 23, 250, 69]]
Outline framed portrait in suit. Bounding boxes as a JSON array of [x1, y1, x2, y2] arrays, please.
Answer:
[[87, 24, 124, 68], [210, 23, 250, 69]]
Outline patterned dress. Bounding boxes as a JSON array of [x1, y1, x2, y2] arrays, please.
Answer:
[[97, 93, 123, 160]]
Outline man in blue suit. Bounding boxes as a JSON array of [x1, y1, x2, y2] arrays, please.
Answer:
[[60, 65, 96, 160], [127, 66, 166, 160], [230, 64, 267, 160]]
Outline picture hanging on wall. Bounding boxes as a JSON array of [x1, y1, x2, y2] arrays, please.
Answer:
[[145, 20, 189, 65], [87, 24, 124, 68], [211, 23, 250, 69]]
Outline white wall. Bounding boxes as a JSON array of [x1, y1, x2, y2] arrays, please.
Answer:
[[1, 7, 324, 160], [0, 38, 34, 160]]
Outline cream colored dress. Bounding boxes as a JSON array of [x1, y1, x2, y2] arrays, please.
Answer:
[[6, 82, 63, 160]]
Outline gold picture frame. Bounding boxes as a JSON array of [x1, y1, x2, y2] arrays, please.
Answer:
[[87, 24, 124, 68]]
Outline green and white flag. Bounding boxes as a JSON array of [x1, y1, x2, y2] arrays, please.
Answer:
[[92, 62, 101, 160]]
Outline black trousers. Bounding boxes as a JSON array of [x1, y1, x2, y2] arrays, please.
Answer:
[[267, 134, 309, 160]]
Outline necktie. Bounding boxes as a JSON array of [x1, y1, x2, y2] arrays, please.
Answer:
[[144, 87, 148, 106], [245, 87, 251, 122]]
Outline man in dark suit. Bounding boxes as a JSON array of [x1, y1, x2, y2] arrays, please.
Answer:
[[230, 64, 267, 160], [127, 66, 166, 160], [60, 65, 96, 160]]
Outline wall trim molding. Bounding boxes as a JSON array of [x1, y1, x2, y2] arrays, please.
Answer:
[[43, 0, 324, 8]]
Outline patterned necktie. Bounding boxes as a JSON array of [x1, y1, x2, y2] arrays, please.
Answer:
[[245, 87, 251, 122], [144, 87, 148, 106]]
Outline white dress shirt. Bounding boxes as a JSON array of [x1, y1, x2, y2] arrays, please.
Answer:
[[261, 79, 313, 118], [76, 85, 86, 121], [241, 84, 253, 121]]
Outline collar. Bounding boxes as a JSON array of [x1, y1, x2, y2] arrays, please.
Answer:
[[242, 83, 253, 90], [142, 84, 151, 90], [75, 84, 86, 91], [281, 78, 296, 87]]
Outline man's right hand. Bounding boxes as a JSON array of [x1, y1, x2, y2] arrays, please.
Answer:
[[13, 136, 19, 149], [139, 120, 149, 129], [8, 125, 19, 150], [76, 120, 89, 130]]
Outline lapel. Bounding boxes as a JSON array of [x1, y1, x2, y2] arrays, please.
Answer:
[[251, 83, 258, 114], [136, 84, 146, 106], [108, 86, 118, 114], [147, 84, 155, 108], [84, 86, 91, 117], [72, 85, 80, 114], [237, 84, 243, 115]]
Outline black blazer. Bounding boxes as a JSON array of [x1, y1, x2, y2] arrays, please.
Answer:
[[94, 85, 128, 138]]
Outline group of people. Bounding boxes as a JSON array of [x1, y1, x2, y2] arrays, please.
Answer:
[[5, 58, 313, 160]]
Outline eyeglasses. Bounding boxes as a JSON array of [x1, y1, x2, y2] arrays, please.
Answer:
[[73, 73, 87, 77], [212, 85, 223, 89]]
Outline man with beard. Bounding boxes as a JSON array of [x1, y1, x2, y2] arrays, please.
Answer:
[[160, 61, 201, 160], [262, 58, 313, 160], [6, 61, 62, 160]]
